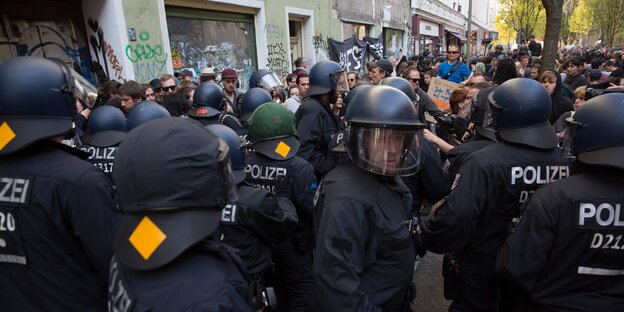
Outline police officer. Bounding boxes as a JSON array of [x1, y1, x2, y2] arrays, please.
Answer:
[[207, 123, 299, 311], [379, 77, 449, 209], [249, 69, 283, 103], [109, 117, 251, 311], [79, 105, 127, 184], [238, 88, 273, 152], [296, 60, 350, 179], [497, 93, 624, 312], [0, 57, 119, 310], [187, 82, 243, 131], [443, 88, 498, 181], [246, 102, 318, 311], [127, 100, 171, 131], [417, 78, 572, 311], [313, 86, 425, 311]]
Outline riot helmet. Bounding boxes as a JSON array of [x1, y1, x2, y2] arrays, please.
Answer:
[[248, 102, 299, 160], [345, 85, 425, 176], [484, 78, 556, 149], [189, 82, 227, 118], [205, 124, 246, 184], [249, 69, 282, 90], [113, 118, 237, 270], [0, 57, 96, 155], [86, 106, 127, 147], [469, 87, 497, 141], [306, 60, 349, 97], [240, 88, 273, 122], [379, 77, 420, 103], [127, 101, 171, 131], [563, 93, 624, 169]]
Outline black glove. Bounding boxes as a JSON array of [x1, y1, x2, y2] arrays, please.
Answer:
[[274, 176, 291, 198]]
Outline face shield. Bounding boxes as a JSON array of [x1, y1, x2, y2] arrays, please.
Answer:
[[70, 68, 98, 109], [346, 123, 424, 176], [331, 70, 350, 93], [562, 114, 580, 160], [216, 138, 239, 204], [257, 72, 283, 90], [482, 94, 502, 131]]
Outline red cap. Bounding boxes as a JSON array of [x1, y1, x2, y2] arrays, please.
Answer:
[[221, 68, 237, 79]]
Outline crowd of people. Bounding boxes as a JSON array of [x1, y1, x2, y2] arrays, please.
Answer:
[[0, 40, 623, 311]]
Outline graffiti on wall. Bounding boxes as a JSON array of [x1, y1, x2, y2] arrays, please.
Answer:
[[267, 42, 289, 79], [1, 19, 93, 82], [313, 32, 330, 61], [264, 24, 285, 40], [88, 18, 125, 82], [125, 31, 168, 83]]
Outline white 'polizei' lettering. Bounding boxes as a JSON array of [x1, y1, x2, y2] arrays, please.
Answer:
[[81, 146, 116, 160], [510, 165, 570, 185], [0, 177, 30, 204], [245, 164, 287, 181], [578, 203, 624, 227], [221, 204, 237, 223]]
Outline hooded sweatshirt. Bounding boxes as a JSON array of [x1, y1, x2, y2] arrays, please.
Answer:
[[549, 73, 574, 125]]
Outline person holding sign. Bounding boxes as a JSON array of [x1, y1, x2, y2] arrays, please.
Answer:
[[438, 45, 471, 84]]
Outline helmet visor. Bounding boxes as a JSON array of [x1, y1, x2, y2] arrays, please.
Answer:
[[258, 72, 283, 89], [482, 97, 502, 130], [562, 113, 580, 160], [347, 124, 423, 176], [330, 70, 350, 93], [69, 67, 98, 109]]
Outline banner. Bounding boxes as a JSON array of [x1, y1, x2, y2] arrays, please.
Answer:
[[327, 34, 385, 71], [328, 37, 368, 72], [427, 77, 460, 111], [364, 35, 384, 60]]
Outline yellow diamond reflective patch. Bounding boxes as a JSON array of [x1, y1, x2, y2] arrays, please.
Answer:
[[274, 141, 291, 158], [0, 122, 16, 151], [128, 216, 167, 260]]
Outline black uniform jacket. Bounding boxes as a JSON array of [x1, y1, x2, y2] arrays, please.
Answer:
[[419, 142, 571, 255], [0, 142, 119, 311], [295, 96, 344, 179], [108, 241, 252, 312], [497, 167, 624, 312], [221, 183, 298, 274], [313, 163, 415, 312], [246, 153, 317, 219]]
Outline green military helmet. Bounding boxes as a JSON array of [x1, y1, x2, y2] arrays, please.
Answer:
[[248, 102, 300, 160]]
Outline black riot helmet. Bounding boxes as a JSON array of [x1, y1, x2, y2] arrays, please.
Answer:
[[190, 82, 226, 118], [205, 124, 246, 184], [86, 106, 127, 147], [345, 85, 425, 176], [127, 101, 171, 131], [563, 93, 624, 169], [249, 69, 282, 90], [484, 78, 556, 149], [113, 118, 237, 270], [306, 60, 349, 97], [0, 56, 97, 155], [240, 88, 273, 122], [379, 77, 420, 103], [469, 87, 497, 141]]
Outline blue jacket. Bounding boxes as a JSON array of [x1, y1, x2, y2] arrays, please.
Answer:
[[438, 61, 471, 84]]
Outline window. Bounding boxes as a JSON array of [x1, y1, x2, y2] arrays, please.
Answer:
[[166, 6, 257, 90]]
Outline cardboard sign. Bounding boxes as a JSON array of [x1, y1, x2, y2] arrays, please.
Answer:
[[427, 77, 460, 111]]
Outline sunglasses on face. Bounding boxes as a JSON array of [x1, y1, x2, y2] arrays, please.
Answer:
[[408, 78, 420, 83], [448, 51, 459, 54], [162, 86, 176, 92]]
